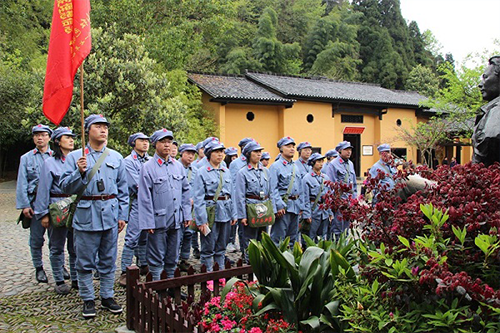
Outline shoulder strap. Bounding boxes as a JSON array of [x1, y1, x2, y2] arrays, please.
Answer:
[[311, 176, 324, 211], [76, 148, 110, 201], [263, 167, 271, 195], [282, 165, 296, 205], [187, 168, 193, 182], [212, 170, 224, 203]]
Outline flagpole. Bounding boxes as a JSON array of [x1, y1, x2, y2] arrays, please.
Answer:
[[80, 63, 86, 156]]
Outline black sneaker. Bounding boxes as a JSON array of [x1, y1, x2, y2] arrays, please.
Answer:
[[71, 280, 79, 290], [101, 297, 123, 314], [178, 260, 190, 272], [82, 300, 96, 319], [193, 248, 200, 259]]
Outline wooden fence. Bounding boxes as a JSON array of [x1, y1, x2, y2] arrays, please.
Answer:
[[126, 260, 254, 333]]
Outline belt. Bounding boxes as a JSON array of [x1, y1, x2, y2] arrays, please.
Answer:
[[246, 195, 269, 200], [50, 193, 71, 198], [288, 195, 299, 200], [310, 199, 324, 204], [205, 195, 230, 200], [80, 195, 117, 201]]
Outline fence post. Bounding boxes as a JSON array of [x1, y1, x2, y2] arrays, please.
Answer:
[[126, 266, 140, 330]]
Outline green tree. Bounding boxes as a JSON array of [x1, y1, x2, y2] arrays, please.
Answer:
[[405, 64, 440, 97], [252, 7, 302, 74]]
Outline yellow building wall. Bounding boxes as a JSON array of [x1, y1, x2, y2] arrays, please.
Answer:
[[200, 93, 472, 173]]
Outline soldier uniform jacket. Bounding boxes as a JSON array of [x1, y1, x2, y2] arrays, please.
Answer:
[[269, 156, 304, 214], [327, 156, 357, 198], [234, 163, 278, 220], [369, 160, 397, 192], [295, 157, 311, 179], [193, 164, 236, 225], [302, 172, 332, 220], [138, 153, 191, 230], [125, 150, 149, 222], [33, 156, 65, 220], [16, 148, 53, 209], [60, 145, 129, 231]]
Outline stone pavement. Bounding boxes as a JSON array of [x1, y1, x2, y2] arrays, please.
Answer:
[[0, 180, 243, 332]]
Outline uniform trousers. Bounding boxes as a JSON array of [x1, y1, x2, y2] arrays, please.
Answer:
[[200, 222, 230, 272], [30, 216, 46, 268], [304, 217, 329, 242], [147, 227, 180, 280], [121, 224, 148, 272], [179, 225, 194, 261], [48, 226, 76, 282], [270, 212, 299, 247], [74, 227, 118, 301]]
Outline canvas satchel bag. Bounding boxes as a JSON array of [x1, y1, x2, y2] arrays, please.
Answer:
[[246, 168, 275, 228], [49, 148, 109, 228]]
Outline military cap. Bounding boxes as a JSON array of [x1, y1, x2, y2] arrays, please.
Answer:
[[150, 128, 174, 144], [377, 144, 391, 152], [84, 114, 110, 131], [202, 137, 219, 148], [242, 141, 264, 157], [277, 136, 295, 148], [179, 143, 197, 154], [51, 127, 76, 140], [195, 141, 204, 151], [238, 137, 254, 148], [261, 152, 271, 160], [32, 124, 53, 136], [297, 141, 312, 152], [325, 149, 338, 158], [307, 152, 325, 166], [224, 147, 238, 156], [127, 132, 149, 147], [204, 140, 225, 155], [172, 140, 178, 146], [335, 141, 353, 152]]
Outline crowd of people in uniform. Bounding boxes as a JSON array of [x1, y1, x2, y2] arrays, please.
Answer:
[[16, 114, 397, 319]]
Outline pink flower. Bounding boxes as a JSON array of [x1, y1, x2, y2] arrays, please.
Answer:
[[221, 318, 236, 330], [249, 328, 263, 333]]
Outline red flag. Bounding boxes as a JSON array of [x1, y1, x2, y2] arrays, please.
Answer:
[[43, 0, 91, 125]]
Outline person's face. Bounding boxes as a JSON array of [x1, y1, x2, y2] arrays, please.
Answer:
[[231, 155, 238, 161], [209, 149, 224, 165], [250, 150, 262, 164], [181, 151, 195, 165], [33, 131, 50, 149], [281, 144, 295, 159], [88, 123, 108, 143], [155, 137, 172, 159], [479, 65, 500, 101], [170, 145, 178, 158], [300, 147, 312, 160], [261, 159, 269, 167], [134, 138, 150, 154], [381, 151, 393, 163], [59, 135, 74, 151], [313, 159, 324, 171], [339, 148, 352, 160], [198, 148, 205, 159]]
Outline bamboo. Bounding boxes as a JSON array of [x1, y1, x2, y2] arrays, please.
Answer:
[[80, 63, 85, 155]]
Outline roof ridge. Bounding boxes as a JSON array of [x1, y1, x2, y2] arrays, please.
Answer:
[[187, 71, 246, 78], [245, 70, 382, 87]]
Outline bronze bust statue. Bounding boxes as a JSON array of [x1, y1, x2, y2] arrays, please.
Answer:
[[472, 56, 500, 166]]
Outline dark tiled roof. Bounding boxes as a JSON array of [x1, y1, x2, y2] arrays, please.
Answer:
[[188, 73, 296, 104], [245, 72, 429, 108]]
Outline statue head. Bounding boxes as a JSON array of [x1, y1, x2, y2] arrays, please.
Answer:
[[479, 56, 500, 102]]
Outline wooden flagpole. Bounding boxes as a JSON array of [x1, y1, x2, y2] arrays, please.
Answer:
[[80, 63, 85, 156]]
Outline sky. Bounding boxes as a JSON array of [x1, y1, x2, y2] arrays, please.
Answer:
[[399, 0, 500, 65]]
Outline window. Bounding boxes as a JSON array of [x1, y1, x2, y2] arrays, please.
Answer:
[[396, 119, 402, 126], [306, 114, 314, 123], [246, 112, 255, 121], [341, 115, 363, 123]]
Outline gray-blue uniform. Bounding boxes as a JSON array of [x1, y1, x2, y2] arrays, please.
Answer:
[[234, 141, 278, 261], [120, 133, 150, 273], [193, 140, 236, 271], [34, 127, 77, 284], [269, 137, 304, 246], [16, 124, 53, 271], [137, 130, 192, 280], [178, 143, 198, 262], [60, 143, 129, 301], [296, 141, 313, 178], [228, 137, 254, 250], [302, 154, 333, 241], [369, 144, 397, 204], [326, 141, 357, 238], [321, 149, 338, 174]]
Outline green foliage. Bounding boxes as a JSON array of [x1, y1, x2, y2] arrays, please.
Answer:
[[405, 64, 440, 97]]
